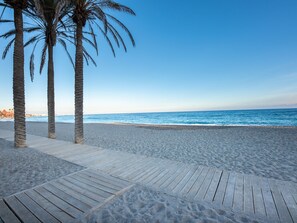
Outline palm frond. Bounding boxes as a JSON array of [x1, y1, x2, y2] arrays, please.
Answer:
[[29, 41, 40, 82], [0, 19, 13, 23], [39, 43, 48, 74], [83, 46, 97, 66], [96, 23, 116, 57], [2, 37, 15, 59], [107, 14, 135, 46], [57, 38, 75, 68], [24, 35, 43, 48], [99, 1, 136, 16], [89, 23, 98, 55]]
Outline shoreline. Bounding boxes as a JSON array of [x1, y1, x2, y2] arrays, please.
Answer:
[[1, 120, 297, 129]]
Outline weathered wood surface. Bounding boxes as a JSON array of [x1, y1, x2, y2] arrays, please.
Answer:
[[0, 169, 132, 223], [1, 129, 297, 223]]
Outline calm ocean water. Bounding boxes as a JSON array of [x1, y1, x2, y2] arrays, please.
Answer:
[[24, 108, 297, 126]]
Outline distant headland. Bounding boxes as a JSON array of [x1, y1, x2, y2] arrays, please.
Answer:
[[0, 109, 39, 119]]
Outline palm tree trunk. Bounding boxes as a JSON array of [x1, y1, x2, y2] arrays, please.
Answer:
[[47, 43, 55, 138], [13, 7, 26, 148], [74, 22, 84, 144]]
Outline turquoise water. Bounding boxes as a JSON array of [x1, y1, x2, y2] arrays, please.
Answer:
[[25, 108, 297, 126]]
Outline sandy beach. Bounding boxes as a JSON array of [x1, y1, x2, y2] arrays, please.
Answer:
[[1, 121, 296, 183], [80, 185, 266, 223], [0, 135, 265, 223], [0, 138, 84, 198], [1, 122, 295, 222]]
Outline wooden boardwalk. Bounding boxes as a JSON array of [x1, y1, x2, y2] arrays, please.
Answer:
[[0, 169, 132, 223], [1, 129, 297, 223]]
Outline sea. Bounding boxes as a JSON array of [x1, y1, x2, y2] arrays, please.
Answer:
[[24, 108, 297, 127]]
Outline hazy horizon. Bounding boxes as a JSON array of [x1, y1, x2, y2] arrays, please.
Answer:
[[1, 106, 296, 116]]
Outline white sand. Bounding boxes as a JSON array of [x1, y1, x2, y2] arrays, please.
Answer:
[[1, 121, 296, 182], [1, 122, 291, 222], [0, 138, 84, 197], [79, 185, 266, 223]]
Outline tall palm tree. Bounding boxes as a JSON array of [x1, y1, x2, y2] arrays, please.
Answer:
[[0, 0, 27, 147], [25, 0, 73, 139], [71, 0, 135, 144]]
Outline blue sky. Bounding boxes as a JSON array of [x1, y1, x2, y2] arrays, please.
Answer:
[[1, 0, 297, 114]]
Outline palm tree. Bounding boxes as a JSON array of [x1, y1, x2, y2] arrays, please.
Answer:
[[71, 0, 135, 144], [0, 0, 28, 147], [25, 0, 73, 139]]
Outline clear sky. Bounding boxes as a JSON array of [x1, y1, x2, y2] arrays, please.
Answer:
[[1, 0, 297, 115]]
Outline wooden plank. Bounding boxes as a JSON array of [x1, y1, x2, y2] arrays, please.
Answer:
[[27, 138, 52, 147], [89, 153, 125, 170], [66, 150, 103, 163], [93, 152, 132, 170], [261, 177, 278, 220], [233, 173, 244, 212], [186, 167, 210, 199], [52, 145, 90, 157], [153, 164, 180, 189], [0, 200, 21, 223], [42, 183, 92, 212], [213, 171, 229, 206], [101, 155, 138, 173], [159, 163, 188, 189], [269, 179, 293, 223], [76, 172, 122, 191], [195, 168, 216, 200], [135, 166, 163, 183], [37, 141, 71, 151], [281, 192, 297, 223], [251, 176, 266, 217], [141, 168, 165, 185], [15, 193, 59, 223], [172, 166, 198, 195], [84, 170, 130, 188], [109, 156, 150, 176], [83, 170, 130, 188], [25, 189, 74, 223], [243, 174, 254, 215], [50, 144, 92, 156], [30, 139, 60, 148], [34, 187, 83, 219], [117, 161, 153, 180], [79, 151, 115, 167], [49, 181, 99, 207], [180, 166, 204, 195], [70, 174, 117, 195], [154, 164, 183, 188], [40, 143, 80, 155], [63, 177, 111, 199], [4, 196, 41, 223], [147, 168, 172, 187], [204, 169, 223, 202], [167, 166, 194, 193], [222, 171, 236, 208], [130, 159, 164, 182], [90, 155, 129, 172], [129, 165, 159, 182]]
